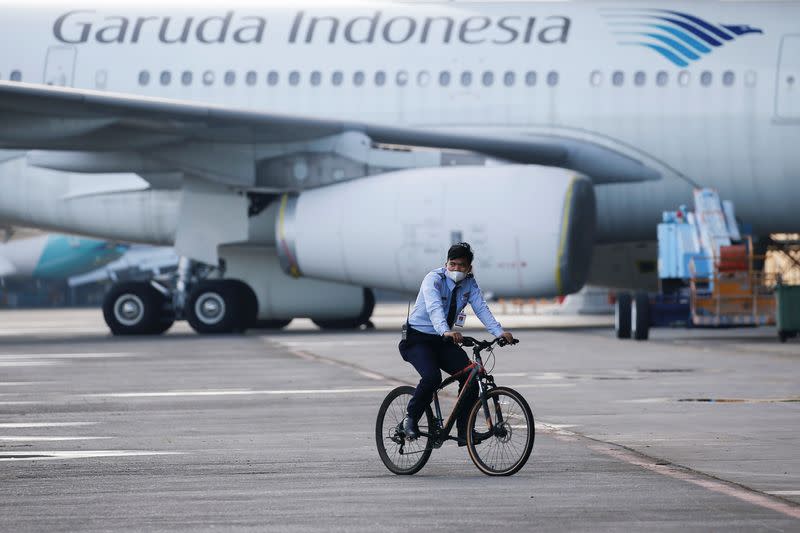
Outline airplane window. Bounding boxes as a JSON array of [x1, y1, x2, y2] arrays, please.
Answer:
[[722, 71, 735, 87], [267, 71, 279, 86], [332, 71, 344, 86], [612, 71, 624, 87], [634, 71, 646, 87], [656, 71, 668, 87], [160, 70, 171, 86], [461, 71, 473, 87], [482, 71, 494, 87], [700, 71, 712, 87], [246, 71, 257, 86], [547, 71, 559, 87], [375, 71, 386, 86], [138, 70, 150, 86], [525, 71, 537, 87], [310, 71, 322, 86], [10, 70, 22, 82], [224, 70, 236, 86], [396, 70, 409, 87], [439, 71, 451, 86], [745, 70, 757, 87], [589, 70, 602, 87], [202, 70, 214, 86], [678, 71, 690, 87], [504, 71, 515, 87], [353, 71, 365, 86], [289, 71, 300, 86], [417, 71, 431, 87], [181, 71, 193, 86]]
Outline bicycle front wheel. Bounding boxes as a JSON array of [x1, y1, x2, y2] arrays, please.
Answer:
[[466, 386, 534, 476], [375, 386, 434, 475]]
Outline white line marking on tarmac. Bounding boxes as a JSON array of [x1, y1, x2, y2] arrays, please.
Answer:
[[85, 387, 392, 398], [506, 383, 576, 389], [767, 491, 800, 496], [0, 353, 134, 359], [0, 422, 96, 428], [0, 450, 180, 461], [0, 436, 112, 441], [492, 372, 528, 377], [589, 444, 800, 520], [0, 361, 60, 367], [0, 382, 55, 387], [276, 340, 385, 347]]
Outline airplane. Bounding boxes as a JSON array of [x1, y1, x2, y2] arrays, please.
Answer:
[[0, 229, 126, 281], [0, 0, 797, 335]]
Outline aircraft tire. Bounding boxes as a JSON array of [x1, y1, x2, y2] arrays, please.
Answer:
[[615, 292, 632, 339], [103, 281, 173, 335], [312, 288, 375, 330], [187, 279, 254, 334], [632, 291, 650, 341]]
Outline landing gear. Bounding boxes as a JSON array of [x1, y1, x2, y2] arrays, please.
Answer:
[[614, 291, 651, 341], [185, 279, 257, 334], [102, 281, 174, 335], [632, 291, 650, 341], [615, 292, 632, 339], [312, 288, 376, 330]]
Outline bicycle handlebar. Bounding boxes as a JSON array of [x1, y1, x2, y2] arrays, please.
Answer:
[[458, 336, 519, 350]]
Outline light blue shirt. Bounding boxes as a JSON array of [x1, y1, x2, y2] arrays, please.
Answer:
[[407, 267, 504, 337]]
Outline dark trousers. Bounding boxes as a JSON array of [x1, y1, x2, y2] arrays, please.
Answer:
[[399, 329, 477, 438]]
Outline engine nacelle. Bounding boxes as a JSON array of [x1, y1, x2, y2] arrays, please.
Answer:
[[275, 165, 595, 298]]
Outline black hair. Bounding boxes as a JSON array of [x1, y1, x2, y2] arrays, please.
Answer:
[[447, 242, 474, 264]]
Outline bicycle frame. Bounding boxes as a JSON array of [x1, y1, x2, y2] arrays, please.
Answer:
[[421, 348, 499, 446]]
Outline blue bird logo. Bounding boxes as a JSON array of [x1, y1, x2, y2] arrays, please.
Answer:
[[601, 9, 764, 67]]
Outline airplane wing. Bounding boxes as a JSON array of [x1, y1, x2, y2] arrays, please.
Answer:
[[0, 81, 660, 186]]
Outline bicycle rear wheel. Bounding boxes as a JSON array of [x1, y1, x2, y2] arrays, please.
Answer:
[[466, 386, 534, 476], [375, 385, 434, 475]]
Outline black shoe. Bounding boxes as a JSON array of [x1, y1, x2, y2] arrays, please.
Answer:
[[402, 415, 419, 440]]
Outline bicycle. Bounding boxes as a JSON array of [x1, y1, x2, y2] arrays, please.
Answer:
[[375, 336, 534, 476]]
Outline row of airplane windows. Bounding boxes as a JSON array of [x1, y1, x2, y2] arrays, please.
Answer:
[[1, 68, 756, 89], [135, 69, 753, 89]]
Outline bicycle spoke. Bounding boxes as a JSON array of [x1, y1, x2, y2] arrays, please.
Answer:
[[468, 389, 533, 475]]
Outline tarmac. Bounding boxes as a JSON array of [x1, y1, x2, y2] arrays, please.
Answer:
[[0, 307, 797, 531]]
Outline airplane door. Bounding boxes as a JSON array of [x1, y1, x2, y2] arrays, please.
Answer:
[[43, 46, 76, 87], [776, 34, 800, 120]]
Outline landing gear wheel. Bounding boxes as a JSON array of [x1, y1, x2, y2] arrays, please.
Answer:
[[615, 292, 632, 339], [632, 291, 650, 341], [313, 288, 375, 330], [375, 386, 434, 475], [103, 282, 174, 335], [466, 386, 534, 476], [186, 279, 257, 334]]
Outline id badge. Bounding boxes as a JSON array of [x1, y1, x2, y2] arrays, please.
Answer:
[[455, 311, 466, 328]]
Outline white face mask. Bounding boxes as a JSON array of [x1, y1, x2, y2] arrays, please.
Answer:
[[446, 270, 467, 283]]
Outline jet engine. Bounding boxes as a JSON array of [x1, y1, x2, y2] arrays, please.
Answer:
[[275, 165, 595, 298]]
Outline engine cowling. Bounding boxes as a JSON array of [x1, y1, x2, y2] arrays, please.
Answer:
[[276, 165, 595, 298]]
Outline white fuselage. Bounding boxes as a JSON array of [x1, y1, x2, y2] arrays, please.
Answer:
[[0, 0, 798, 243]]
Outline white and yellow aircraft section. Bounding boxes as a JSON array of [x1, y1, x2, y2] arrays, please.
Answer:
[[0, 0, 797, 333]]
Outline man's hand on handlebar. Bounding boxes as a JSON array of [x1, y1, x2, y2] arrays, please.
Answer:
[[443, 331, 464, 344], [498, 332, 515, 345]]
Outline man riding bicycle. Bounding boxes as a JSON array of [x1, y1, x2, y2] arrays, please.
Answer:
[[399, 242, 514, 445]]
